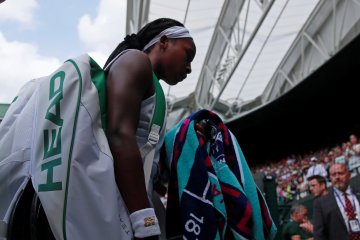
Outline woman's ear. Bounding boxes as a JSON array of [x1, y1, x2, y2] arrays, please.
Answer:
[[159, 35, 169, 50]]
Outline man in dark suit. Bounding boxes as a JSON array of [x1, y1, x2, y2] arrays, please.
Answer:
[[313, 163, 360, 239]]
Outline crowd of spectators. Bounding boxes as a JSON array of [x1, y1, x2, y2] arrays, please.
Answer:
[[251, 134, 360, 204]]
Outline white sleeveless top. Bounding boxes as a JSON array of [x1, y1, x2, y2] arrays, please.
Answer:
[[136, 94, 166, 186], [105, 49, 167, 187]]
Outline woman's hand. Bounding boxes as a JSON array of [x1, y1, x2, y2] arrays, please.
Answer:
[[195, 120, 211, 141]]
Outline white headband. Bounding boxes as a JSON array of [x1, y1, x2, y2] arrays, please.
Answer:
[[142, 26, 192, 51]]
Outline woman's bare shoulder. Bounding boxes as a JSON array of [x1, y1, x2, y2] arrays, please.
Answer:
[[106, 49, 153, 100], [109, 49, 151, 75]]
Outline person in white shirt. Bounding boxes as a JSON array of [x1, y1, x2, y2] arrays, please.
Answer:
[[346, 134, 360, 172], [306, 157, 328, 180]]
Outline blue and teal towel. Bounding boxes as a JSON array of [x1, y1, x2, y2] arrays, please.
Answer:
[[164, 110, 277, 240]]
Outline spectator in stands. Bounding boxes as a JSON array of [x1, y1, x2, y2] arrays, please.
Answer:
[[306, 157, 327, 180], [252, 138, 360, 204], [327, 150, 334, 161], [334, 145, 347, 164], [313, 163, 360, 239], [322, 155, 331, 175], [346, 134, 360, 173], [282, 204, 313, 240], [277, 184, 286, 204], [307, 175, 328, 198], [302, 165, 310, 179], [296, 175, 309, 199], [298, 175, 328, 235], [342, 142, 350, 155]]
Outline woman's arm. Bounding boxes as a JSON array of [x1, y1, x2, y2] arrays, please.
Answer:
[[106, 50, 154, 214]]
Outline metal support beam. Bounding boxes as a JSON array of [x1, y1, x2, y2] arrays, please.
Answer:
[[195, 0, 246, 108], [262, 0, 360, 106], [126, 0, 150, 34], [183, 0, 191, 24], [303, 32, 330, 59], [235, 0, 289, 101], [279, 70, 294, 87], [218, 26, 238, 55], [197, 0, 275, 110]]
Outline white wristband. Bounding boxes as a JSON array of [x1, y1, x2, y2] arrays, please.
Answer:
[[129, 208, 161, 238]]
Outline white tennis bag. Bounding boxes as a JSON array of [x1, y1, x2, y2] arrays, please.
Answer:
[[0, 55, 155, 239]]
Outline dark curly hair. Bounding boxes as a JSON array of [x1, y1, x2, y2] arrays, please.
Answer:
[[104, 18, 184, 70]]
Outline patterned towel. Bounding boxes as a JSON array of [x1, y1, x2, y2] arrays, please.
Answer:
[[164, 110, 277, 240]]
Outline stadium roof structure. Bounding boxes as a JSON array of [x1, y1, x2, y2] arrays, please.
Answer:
[[127, 0, 360, 129]]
